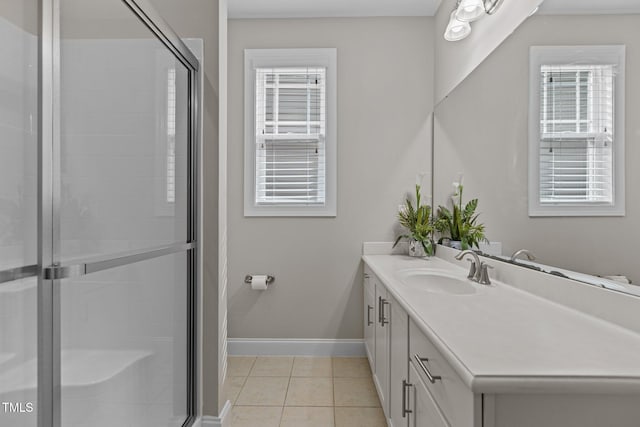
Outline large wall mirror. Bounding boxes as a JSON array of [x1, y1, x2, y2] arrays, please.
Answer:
[[433, 0, 640, 297]]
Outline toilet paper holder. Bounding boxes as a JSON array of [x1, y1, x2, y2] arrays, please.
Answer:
[[244, 274, 275, 285]]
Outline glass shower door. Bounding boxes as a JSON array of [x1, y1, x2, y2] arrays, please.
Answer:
[[37, 1, 199, 426], [0, 1, 39, 426]]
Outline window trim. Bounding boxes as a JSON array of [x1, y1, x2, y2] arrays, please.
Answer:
[[244, 48, 337, 217], [528, 45, 626, 217]]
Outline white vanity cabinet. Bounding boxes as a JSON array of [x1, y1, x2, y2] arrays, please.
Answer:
[[388, 293, 409, 427], [365, 268, 411, 426], [407, 360, 449, 427], [408, 319, 479, 427], [364, 299, 479, 427], [364, 254, 640, 427], [373, 278, 390, 414], [363, 266, 376, 367]]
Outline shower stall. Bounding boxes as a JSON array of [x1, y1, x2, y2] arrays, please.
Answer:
[[0, 1, 200, 426]]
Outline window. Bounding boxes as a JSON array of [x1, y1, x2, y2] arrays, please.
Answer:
[[155, 56, 179, 217], [166, 67, 176, 204], [244, 49, 337, 216], [529, 46, 625, 216]]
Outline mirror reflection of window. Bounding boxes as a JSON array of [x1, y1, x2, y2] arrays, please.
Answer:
[[539, 65, 614, 204], [529, 45, 625, 217], [154, 61, 178, 218], [166, 67, 176, 204]]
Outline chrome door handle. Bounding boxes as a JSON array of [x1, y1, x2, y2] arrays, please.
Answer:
[[42, 242, 196, 280], [402, 379, 413, 417], [413, 354, 442, 384], [367, 305, 373, 326], [381, 299, 389, 326], [0, 265, 39, 284]]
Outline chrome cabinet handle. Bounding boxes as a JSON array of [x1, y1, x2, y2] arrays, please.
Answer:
[[381, 299, 389, 326], [402, 379, 413, 417], [367, 305, 373, 326], [413, 354, 442, 384], [378, 296, 383, 324]]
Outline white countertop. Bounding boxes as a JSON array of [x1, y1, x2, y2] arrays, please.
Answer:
[[363, 254, 640, 394]]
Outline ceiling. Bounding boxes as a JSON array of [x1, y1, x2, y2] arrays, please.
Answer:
[[227, 0, 640, 20], [227, 0, 444, 19], [539, 0, 640, 14]]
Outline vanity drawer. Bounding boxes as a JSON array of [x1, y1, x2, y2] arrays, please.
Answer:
[[409, 360, 450, 427], [409, 319, 476, 427]]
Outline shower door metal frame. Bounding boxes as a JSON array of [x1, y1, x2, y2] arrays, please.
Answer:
[[37, 1, 200, 426]]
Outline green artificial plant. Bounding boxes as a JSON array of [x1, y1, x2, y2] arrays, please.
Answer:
[[434, 177, 487, 250], [393, 184, 435, 256]]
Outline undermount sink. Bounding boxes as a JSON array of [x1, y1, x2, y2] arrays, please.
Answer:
[[395, 269, 478, 295]]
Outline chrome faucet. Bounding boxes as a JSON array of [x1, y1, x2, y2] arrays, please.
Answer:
[[510, 249, 536, 262], [455, 250, 493, 285], [455, 250, 481, 279]]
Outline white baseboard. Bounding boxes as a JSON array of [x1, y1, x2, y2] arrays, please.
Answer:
[[228, 338, 366, 357], [200, 400, 232, 427]]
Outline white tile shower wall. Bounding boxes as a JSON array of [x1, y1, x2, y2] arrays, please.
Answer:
[[0, 15, 38, 270], [59, 38, 189, 260], [0, 15, 38, 427], [0, 12, 194, 426], [57, 38, 191, 425], [58, 253, 188, 425]]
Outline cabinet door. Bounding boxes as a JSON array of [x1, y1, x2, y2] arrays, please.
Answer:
[[408, 362, 449, 427], [363, 269, 376, 368], [410, 319, 477, 426], [389, 295, 409, 427], [374, 280, 389, 415]]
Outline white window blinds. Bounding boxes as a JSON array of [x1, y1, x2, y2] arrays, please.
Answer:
[[539, 64, 615, 204], [254, 67, 327, 205]]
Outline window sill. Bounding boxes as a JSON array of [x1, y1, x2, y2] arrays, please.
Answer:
[[244, 205, 336, 217]]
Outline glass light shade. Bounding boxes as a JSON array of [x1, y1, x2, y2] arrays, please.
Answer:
[[455, 0, 486, 22], [444, 10, 471, 41]]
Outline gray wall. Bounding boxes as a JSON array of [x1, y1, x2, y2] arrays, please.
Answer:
[[149, 0, 222, 416], [228, 17, 434, 339], [0, 0, 37, 34], [434, 14, 640, 283]]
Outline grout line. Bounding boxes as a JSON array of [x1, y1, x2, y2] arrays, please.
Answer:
[[231, 375, 249, 406], [283, 372, 292, 409], [331, 374, 335, 422], [239, 375, 249, 388], [247, 355, 258, 376], [278, 370, 292, 427], [233, 404, 287, 407], [229, 356, 381, 424]]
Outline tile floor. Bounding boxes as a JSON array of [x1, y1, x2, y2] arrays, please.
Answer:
[[225, 356, 387, 427]]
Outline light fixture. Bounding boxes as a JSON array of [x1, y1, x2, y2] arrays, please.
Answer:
[[444, 0, 506, 41], [456, 0, 485, 22], [444, 10, 471, 41], [484, 0, 505, 15]]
